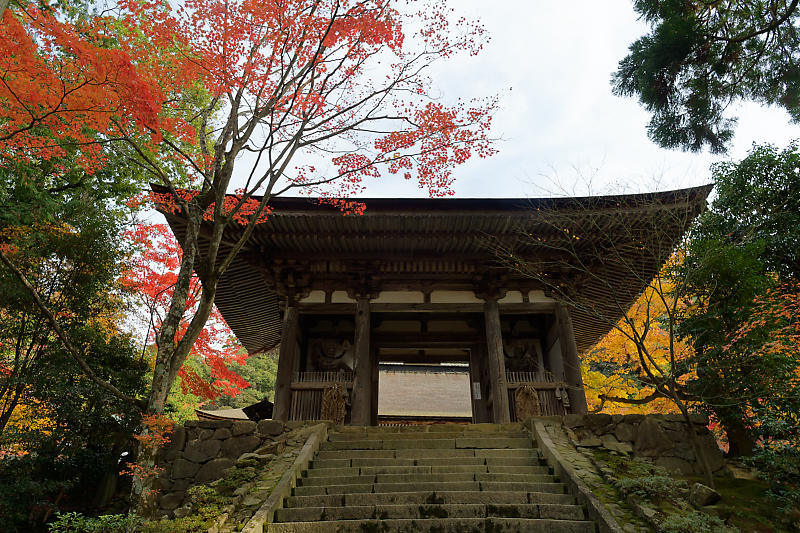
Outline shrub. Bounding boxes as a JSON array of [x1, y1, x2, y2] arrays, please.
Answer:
[[615, 475, 688, 501], [659, 511, 737, 533], [748, 437, 800, 514], [48, 512, 142, 533]]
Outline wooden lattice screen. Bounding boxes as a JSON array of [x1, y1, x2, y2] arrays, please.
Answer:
[[506, 370, 569, 419], [289, 372, 354, 421]]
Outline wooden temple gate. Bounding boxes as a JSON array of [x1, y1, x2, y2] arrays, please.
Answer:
[[272, 298, 589, 425], [159, 188, 711, 426]]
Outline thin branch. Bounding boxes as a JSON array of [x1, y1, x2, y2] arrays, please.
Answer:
[[0, 249, 145, 409]]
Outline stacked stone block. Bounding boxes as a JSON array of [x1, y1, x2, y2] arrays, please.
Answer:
[[155, 418, 288, 516], [563, 414, 726, 475]]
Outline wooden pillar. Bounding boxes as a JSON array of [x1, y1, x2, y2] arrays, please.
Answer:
[[469, 344, 490, 423], [544, 314, 565, 379], [370, 345, 379, 426], [273, 305, 299, 422], [483, 298, 511, 423], [350, 297, 373, 425], [557, 304, 588, 414]]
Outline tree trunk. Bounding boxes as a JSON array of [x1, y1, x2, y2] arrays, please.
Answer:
[[677, 404, 715, 488], [717, 410, 756, 457], [132, 214, 205, 514], [0, 385, 23, 437]]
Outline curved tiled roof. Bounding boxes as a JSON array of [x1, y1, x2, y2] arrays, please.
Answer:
[[160, 185, 712, 355]]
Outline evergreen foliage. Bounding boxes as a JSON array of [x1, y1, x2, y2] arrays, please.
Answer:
[[613, 1, 800, 153]]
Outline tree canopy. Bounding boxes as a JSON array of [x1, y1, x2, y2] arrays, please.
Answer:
[[677, 142, 800, 456], [0, 0, 498, 510], [613, 0, 800, 153]]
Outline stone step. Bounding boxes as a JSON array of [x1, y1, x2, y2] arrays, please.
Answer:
[[268, 517, 595, 532], [320, 437, 533, 451], [315, 447, 541, 462], [312, 449, 542, 468], [298, 472, 557, 487], [285, 490, 576, 509], [275, 502, 585, 522], [335, 423, 524, 434], [328, 431, 529, 441], [271, 423, 595, 532], [292, 480, 567, 496], [306, 463, 551, 480]]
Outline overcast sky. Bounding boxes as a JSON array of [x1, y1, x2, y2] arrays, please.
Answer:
[[356, 1, 800, 199]]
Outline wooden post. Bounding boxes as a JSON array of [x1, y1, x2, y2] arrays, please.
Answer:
[[543, 314, 565, 379], [469, 344, 490, 423], [350, 297, 373, 425], [483, 298, 511, 423], [557, 304, 588, 414], [273, 305, 299, 422], [370, 344, 379, 426]]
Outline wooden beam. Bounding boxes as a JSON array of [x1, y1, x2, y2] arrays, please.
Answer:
[[506, 382, 567, 391], [373, 334, 483, 347], [273, 306, 299, 422], [483, 298, 511, 423], [377, 352, 470, 364], [290, 382, 354, 390], [350, 298, 373, 426], [557, 304, 588, 414], [297, 302, 557, 314]]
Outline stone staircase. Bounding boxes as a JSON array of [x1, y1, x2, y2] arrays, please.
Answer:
[[268, 423, 597, 532]]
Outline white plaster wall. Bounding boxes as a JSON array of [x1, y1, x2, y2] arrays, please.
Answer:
[[430, 290, 483, 304], [372, 291, 425, 304], [331, 291, 355, 303], [497, 290, 524, 304], [528, 290, 555, 303], [301, 290, 326, 303]]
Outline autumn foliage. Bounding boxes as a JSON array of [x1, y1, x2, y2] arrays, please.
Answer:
[[2, 0, 497, 509], [3, 0, 495, 195], [583, 282, 691, 416], [0, 6, 164, 170], [123, 222, 249, 401], [121, 414, 174, 496]]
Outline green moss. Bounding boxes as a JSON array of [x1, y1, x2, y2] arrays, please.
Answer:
[[486, 504, 520, 518], [425, 492, 445, 505], [615, 475, 688, 501], [699, 476, 796, 532], [591, 446, 798, 533], [215, 460, 260, 497], [418, 505, 449, 518], [659, 511, 737, 533]]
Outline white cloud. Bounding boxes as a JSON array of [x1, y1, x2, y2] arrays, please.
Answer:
[[362, 0, 800, 198]]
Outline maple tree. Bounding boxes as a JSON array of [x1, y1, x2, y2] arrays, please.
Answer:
[[501, 192, 718, 485], [123, 222, 249, 402], [0, 3, 164, 171], [3, 0, 496, 509], [582, 281, 691, 417], [676, 142, 800, 456], [722, 280, 800, 437]]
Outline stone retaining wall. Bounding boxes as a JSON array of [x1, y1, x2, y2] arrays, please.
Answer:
[[562, 414, 726, 475], [155, 419, 302, 517]]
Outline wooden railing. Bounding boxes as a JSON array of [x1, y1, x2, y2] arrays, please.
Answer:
[[289, 372, 354, 421], [293, 371, 354, 383], [506, 370, 557, 384], [505, 370, 569, 418]]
